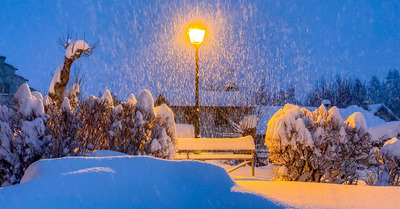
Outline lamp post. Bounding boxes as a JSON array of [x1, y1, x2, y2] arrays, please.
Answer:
[[188, 27, 206, 138]]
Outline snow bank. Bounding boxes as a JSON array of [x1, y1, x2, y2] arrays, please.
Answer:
[[0, 155, 279, 208]]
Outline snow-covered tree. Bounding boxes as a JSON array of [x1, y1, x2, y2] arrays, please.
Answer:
[[265, 104, 374, 184], [48, 37, 94, 105]]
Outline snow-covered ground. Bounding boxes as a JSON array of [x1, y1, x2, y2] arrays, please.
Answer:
[[2, 150, 400, 209], [208, 160, 400, 209], [0, 151, 280, 209]]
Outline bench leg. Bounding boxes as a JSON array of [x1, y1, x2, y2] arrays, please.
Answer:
[[251, 153, 255, 178]]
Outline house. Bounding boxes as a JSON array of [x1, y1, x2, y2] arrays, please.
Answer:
[[0, 56, 31, 105], [368, 103, 399, 122], [156, 89, 255, 138]]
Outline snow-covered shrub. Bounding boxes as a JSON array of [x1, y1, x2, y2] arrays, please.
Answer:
[[77, 90, 176, 158], [2, 84, 50, 185], [45, 97, 83, 158], [373, 138, 400, 186], [145, 104, 177, 159], [265, 104, 374, 184]]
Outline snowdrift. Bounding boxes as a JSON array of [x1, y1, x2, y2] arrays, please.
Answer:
[[0, 154, 280, 209]]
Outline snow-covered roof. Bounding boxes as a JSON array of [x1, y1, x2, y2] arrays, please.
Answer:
[[321, 99, 331, 105], [368, 103, 399, 120], [257, 105, 386, 135], [165, 90, 254, 107]]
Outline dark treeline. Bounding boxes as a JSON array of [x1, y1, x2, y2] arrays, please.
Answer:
[[305, 69, 400, 116], [256, 69, 400, 117]]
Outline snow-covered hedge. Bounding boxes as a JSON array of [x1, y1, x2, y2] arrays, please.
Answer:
[[0, 84, 177, 187], [373, 137, 400, 186], [265, 104, 374, 184]]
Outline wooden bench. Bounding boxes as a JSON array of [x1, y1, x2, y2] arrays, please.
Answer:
[[173, 136, 256, 177]]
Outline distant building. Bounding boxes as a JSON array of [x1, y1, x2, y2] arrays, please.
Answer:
[[321, 99, 331, 109], [156, 89, 255, 138], [368, 104, 399, 122], [0, 56, 31, 105]]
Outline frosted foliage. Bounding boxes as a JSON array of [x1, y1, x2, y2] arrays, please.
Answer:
[[375, 137, 400, 185], [0, 122, 12, 152], [64, 83, 80, 104], [14, 83, 32, 101], [48, 64, 62, 94], [61, 97, 71, 112], [127, 94, 137, 106], [14, 84, 44, 117], [21, 118, 45, 140], [345, 112, 368, 132], [0, 105, 14, 122], [265, 104, 373, 184], [65, 40, 90, 59], [145, 104, 176, 159], [381, 138, 400, 158], [31, 91, 43, 100], [154, 104, 177, 140], [101, 90, 113, 106], [136, 90, 155, 120]]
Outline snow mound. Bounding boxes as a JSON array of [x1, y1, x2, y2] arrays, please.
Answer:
[[14, 84, 44, 117], [0, 155, 279, 208], [136, 90, 155, 119], [381, 138, 400, 158], [101, 90, 113, 106], [345, 112, 368, 132]]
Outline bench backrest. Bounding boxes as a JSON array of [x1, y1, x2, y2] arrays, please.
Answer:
[[175, 135, 255, 153]]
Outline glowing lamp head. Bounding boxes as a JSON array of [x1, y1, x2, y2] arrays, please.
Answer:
[[188, 28, 206, 46]]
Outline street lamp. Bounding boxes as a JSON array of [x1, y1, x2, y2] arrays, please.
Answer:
[[188, 26, 206, 138]]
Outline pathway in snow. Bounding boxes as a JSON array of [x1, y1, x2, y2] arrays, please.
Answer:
[[211, 162, 400, 209], [236, 180, 400, 209]]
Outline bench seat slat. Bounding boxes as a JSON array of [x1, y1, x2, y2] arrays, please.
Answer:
[[174, 154, 253, 160]]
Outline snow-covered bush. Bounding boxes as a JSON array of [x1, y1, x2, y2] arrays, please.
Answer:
[[45, 97, 82, 158], [145, 104, 177, 159], [77, 90, 176, 159], [373, 138, 400, 186], [265, 104, 374, 184], [0, 84, 51, 186], [0, 82, 178, 186]]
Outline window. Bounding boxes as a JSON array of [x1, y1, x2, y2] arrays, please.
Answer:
[[4, 83, 10, 94]]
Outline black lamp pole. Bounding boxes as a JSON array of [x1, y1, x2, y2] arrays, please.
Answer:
[[194, 46, 200, 138]]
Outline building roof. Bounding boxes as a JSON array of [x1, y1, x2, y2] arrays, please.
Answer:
[[164, 90, 255, 107], [368, 103, 399, 121]]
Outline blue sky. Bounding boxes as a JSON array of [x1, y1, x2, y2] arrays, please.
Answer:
[[0, 0, 399, 100]]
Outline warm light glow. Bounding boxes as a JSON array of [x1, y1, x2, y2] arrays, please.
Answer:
[[188, 28, 206, 45]]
